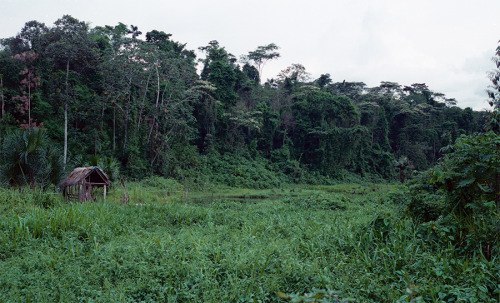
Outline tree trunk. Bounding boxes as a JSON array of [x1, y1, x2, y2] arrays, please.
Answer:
[[101, 102, 105, 130], [123, 96, 130, 151], [64, 59, 69, 166], [147, 66, 161, 142], [113, 106, 116, 152], [28, 72, 31, 127], [122, 77, 134, 151], [137, 72, 151, 132]]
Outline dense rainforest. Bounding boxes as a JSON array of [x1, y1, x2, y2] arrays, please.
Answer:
[[0, 15, 493, 187], [0, 15, 499, 302]]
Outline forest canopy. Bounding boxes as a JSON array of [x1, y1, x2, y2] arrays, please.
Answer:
[[0, 15, 492, 187]]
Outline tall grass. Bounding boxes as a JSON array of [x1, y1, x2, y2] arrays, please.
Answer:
[[0, 184, 497, 302]]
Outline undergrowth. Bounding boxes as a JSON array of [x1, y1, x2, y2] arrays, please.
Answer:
[[0, 183, 498, 302], [176, 153, 384, 190]]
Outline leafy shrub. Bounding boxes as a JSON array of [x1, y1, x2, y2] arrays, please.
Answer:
[[427, 132, 499, 256], [429, 132, 499, 217], [183, 152, 288, 189], [387, 180, 444, 223], [391, 132, 499, 259]]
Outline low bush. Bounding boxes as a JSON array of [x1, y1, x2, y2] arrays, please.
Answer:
[[182, 152, 289, 189], [388, 131, 499, 260]]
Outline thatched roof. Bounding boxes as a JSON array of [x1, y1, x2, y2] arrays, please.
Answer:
[[60, 166, 110, 188]]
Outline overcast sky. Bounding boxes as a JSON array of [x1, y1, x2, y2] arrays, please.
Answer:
[[1, 0, 499, 110]]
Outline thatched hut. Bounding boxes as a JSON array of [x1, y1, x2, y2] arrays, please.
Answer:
[[61, 166, 110, 201]]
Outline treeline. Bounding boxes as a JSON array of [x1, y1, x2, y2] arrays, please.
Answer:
[[0, 15, 490, 185]]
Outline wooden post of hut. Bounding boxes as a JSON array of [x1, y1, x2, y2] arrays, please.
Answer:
[[61, 167, 111, 202]]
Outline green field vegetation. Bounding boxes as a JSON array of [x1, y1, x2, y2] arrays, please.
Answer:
[[1, 14, 499, 303], [0, 182, 497, 302]]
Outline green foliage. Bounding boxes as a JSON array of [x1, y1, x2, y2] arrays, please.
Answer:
[[0, 187, 62, 213], [487, 40, 500, 132], [429, 132, 499, 216], [427, 131, 499, 257], [488, 108, 500, 133], [97, 156, 120, 182], [87, 154, 120, 182], [291, 90, 363, 176], [0, 19, 498, 302], [187, 152, 288, 189], [69, 154, 120, 183], [0, 16, 491, 185], [241, 43, 280, 82], [389, 131, 499, 260], [281, 193, 348, 210], [0, 184, 498, 302], [0, 128, 64, 188], [278, 288, 353, 302], [388, 183, 444, 223], [140, 175, 184, 191]]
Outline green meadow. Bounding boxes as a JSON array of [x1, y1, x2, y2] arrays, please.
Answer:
[[0, 181, 497, 302]]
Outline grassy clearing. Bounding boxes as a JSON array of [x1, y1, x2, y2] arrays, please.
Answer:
[[0, 183, 497, 302]]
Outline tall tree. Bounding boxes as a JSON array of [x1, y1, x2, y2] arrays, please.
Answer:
[[316, 73, 332, 88], [241, 43, 280, 83], [277, 63, 310, 85], [199, 41, 238, 107], [17, 20, 48, 52], [46, 15, 97, 166]]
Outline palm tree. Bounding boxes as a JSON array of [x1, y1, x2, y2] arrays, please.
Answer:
[[0, 128, 64, 188]]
